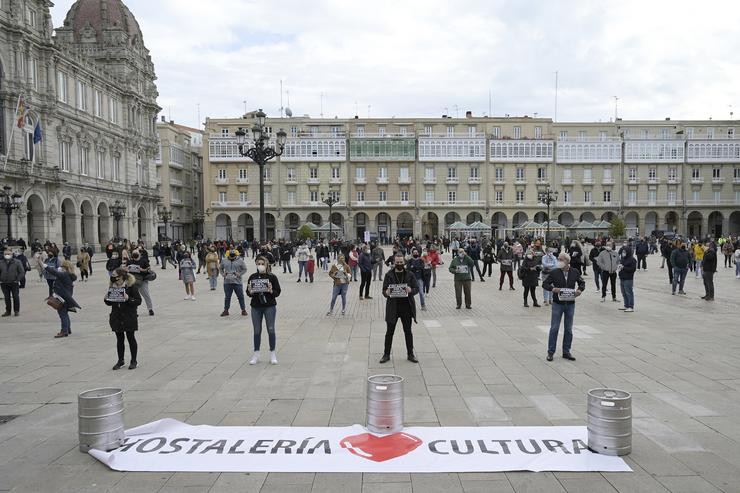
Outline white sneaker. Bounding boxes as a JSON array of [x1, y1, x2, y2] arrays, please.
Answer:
[[270, 351, 278, 365], [249, 352, 260, 365], [600, 297, 606, 302], [190, 295, 196, 301], [184, 296, 190, 300], [625, 308, 634, 312]]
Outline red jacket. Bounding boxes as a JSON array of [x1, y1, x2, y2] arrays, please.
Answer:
[[428, 251, 442, 267]]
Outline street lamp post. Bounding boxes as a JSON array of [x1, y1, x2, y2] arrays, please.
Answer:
[[158, 207, 172, 242], [538, 188, 559, 247], [0, 186, 22, 242], [110, 199, 127, 241], [321, 191, 340, 241], [234, 109, 287, 244]]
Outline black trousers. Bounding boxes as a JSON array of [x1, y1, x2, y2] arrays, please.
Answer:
[[359, 271, 371, 297], [702, 271, 715, 298], [523, 285, 538, 304], [483, 260, 494, 276], [116, 331, 138, 363], [470, 259, 484, 280], [666, 259, 673, 283], [384, 305, 414, 356], [637, 254, 647, 270], [600, 271, 617, 299], [1, 283, 20, 313], [499, 271, 514, 288]]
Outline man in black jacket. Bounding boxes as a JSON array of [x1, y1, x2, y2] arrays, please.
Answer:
[[542, 252, 585, 362], [0, 249, 24, 316], [380, 255, 419, 364], [701, 242, 717, 301], [466, 239, 485, 282]]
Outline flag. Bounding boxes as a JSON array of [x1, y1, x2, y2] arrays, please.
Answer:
[[16, 97, 28, 128], [33, 120, 43, 144]]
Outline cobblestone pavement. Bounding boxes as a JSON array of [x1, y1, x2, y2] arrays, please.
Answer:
[[0, 252, 739, 492]]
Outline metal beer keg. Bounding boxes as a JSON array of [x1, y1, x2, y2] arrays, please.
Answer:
[[587, 388, 632, 456], [367, 375, 404, 434], [78, 388, 125, 452]]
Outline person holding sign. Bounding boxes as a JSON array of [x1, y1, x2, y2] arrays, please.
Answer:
[[380, 255, 419, 364], [448, 248, 475, 309], [104, 267, 142, 370], [326, 254, 352, 316], [542, 252, 585, 362], [246, 256, 282, 365]]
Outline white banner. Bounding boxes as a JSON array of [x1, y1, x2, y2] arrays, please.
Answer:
[[89, 419, 630, 473]]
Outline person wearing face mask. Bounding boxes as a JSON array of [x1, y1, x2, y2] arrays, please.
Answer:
[[43, 260, 81, 338], [246, 256, 282, 364], [296, 242, 310, 282], [42, 247, 60, 297], [449, 248, 474, 309], [358, 245, 374, 300], [327, 254, 352, 315], [0, 249, 24, 317], [497, 242, 515, 290], [406, 248, 426, 310], [220, 249, 248, 316], [596, 242, 620, 303], [568, 240, 584, 276], [126, 249, 155, 316], [179, 252, 197, 300], [106, 251, 122, 278], [519, 249, 541, 307], [466, 239, 486, 282], [701, 242, 717, 301], [589, 240, 603, 292], [669, 242, 690, 296], [542, 253, 585, 361], [618, 247, 637, 312], [77, 247, 90, 282], [380, 255, 420, 363], [105, 267, 142, 370], [205, 247, 220, 290], [540, 248, 558, 306]]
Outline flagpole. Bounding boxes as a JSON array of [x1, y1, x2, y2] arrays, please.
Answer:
[[3, 94, 22, 171]]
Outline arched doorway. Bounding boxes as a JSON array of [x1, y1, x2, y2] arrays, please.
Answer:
[[687, 211, 702, 238], [466, 212, 483, 224], [665, 211, 679, 233], [354, 212, 369, 241], [512, 211, 528, 228], [444, 211, 461, 228], [308, 212, 322, 226], [601, 211, 616, 223], [215, 214, 232, 240], [137, 207, 146, 241], [624, 211, 639, 237], [644, 211, 658, 235], [491, 212, 508, 239], [533, 211, 547, 224], [708, 211, 723, 238], [97, 202, 111, 245], [377, 212, 391, 242], [558, 212, 575, 226], [729, 211, 740, 235], [265, 213, 276, 240], [80, 201, 94, 244], [580, 212, 596, 223], [330, 212, 344, 237], [284, 213, 300, 241], [422, 212, 439, 239], [26, 195, 45, 241], [61, 198, 77, 245], [397, 212, 413, 238], [237, 213, 254, 241]]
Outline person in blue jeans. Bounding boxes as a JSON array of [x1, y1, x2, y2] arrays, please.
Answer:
[[327, 255, 352, 315], [220, 250, 248, 316], [246, 256, 281, 365], [670, 242, 690, 295], [542, 253, 585, 362], [618, 247, 637, 312]]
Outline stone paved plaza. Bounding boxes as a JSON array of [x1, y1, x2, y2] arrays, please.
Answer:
[[0, 252, 739, 492]]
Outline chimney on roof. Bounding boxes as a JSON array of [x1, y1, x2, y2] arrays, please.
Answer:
[[441, 114, 447, 118], [170, 120, 174, 125], [161, 116, 165, 123], [665, 117, 671, 121], [465, 110, 473, 118]]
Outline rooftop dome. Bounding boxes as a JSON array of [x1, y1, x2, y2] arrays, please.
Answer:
[[61, 0, 143, 46]]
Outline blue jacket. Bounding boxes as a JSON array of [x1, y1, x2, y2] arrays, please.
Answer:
[[358, 252, 373, 273]]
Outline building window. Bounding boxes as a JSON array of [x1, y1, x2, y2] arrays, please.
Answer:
[[584, 168, 593, 182], [648, 189, 657, 204], [599, 130, 607, 141], [447, 191, 456, 203], [399, 127, 407, 136], [728, 128, 735, 139], [399, 167, 409, 180], [79, 146, 89, 175], [562, 191, 571, 204], [495, 191, 503, 204], [76, 81, 87, 111], [262, 167, 271, 181], [584, 191, 592, 204], [686, 128, 694, 139], [109, 98, 118, 123], [734, 168, 740, 180], [424, 125, 432, 136], [515, 167, 525, 180], [400, 190, 409, 202], [221, 128, 229, 137], [447, 166, 457, 178], [513, 126, 521, 139], [712, 168, 721, 179], [577, 130, 586, 141], [378, 167, 387, 179], [495, 168, 504, 182], [534, 126, 542, 139], [289, 126, 298, 136], [57, 71, 68, 103], [603, 191, 611, 203], [516, 190, 524, 204], [692, 190, 700, 202], [112, 156, 120, 181], [470, 166, 479, 178], [668, 167, 677, 180], [628, 167, 637, 180], [309, 168, 318, 179], [628, 190, 637, 205], [28, 57, 38, 90], [263, 191, 271, 204], [331, 167, 341, 179], [97, 151, 105, 178], [379, 190, 387, 202], [218, 191, 227, 203], [286, 168, 295, 181], [713, 191, 720, 204], [218, 169, 227, 179], [691, 168, 700, 179], [446, 126, 454, 137], [309, 191, 318, 202], [468, 126, 477, 137], [378, 127, 385, 137], [668, 190, 677, 205], [492, 127, 501, 138], [563, 168, 572, 181], [648, 168, 657, 180], [94, 90, 103, 117], [239, 192, 248, 203], [425, 190, 434, 203], [559, 130, 568, 140], [356, 191, 365, 202], [356, 126, 365, 137], [470, 190, 479, 203], [707, 128, 714, 139], [604, 168, 612, 181], [537, 167, 547, 180], [356, 167, 365, 180], [239, 168, 248, 180], [287, 191, 296, 205], [425, 167, 434, 180]]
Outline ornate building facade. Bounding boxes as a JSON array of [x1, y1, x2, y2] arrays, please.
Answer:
[[204, 113, 740, 241], [0, 0, 160, 249]]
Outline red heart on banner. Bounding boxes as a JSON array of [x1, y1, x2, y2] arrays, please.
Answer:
[[340, 432, 423, 462]]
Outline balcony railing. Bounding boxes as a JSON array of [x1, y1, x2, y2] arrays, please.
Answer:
[[628, 177, 640, 184], [329, 177, 343, 184], [686, 199, 735, 206], [561, 177, 574, 185], [214, 177, 229, 185], [667, 177, 680, 184], [423, 177, 437, 184], [582, 177, 594, 185], [170, 198, 184, 206], [285, 176, 297, 184], [468, 176, 481, 184], [169, 178, 184, 187], [350, 200, 415, 207], [376, 176, 389, 184], [354, 176, 367, 184], [236, 177, 249, 184], [515, 178, 527, 184], [210, 200, 252, 208], [557, 140, 622, 163], [690, 177, 704, 184], [711, 177, 725, 184], [624, 140, 684, 163], [646, 177, 660, 184], [687, 140, 740, 163], [446, 176, 459, 184], [536, 178, 549, 185], [734, 177, 740, 184], [602, 177, 615, 185], [307, 177, 320, 184], [398, 176, 411, 184], [490, 139, 554, 162]]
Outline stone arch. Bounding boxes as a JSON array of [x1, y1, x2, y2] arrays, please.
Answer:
[[25, 194, 45, 241], [558, 212, 575, 226], [729, 211, 740, 235], [354, 212, 369, 240], [284, 212, 300, 241], [330, 212, 344, 228], [624, 211, 639, 236], [397, 212, 413, 238], [708, 211, 723, 238], [665, 211, 679, 232], [533, 211, 547, 223], [580, 211, 596, 223], [466, 212, 483, 224], [444, 211, 461, 228], [265, 213, 276, 240], [307, 212, 322, 226], [601, 211, 616, 223], [215, 213, 232, 240], [237, 213, 255, 241], [80, 200, 95, 244], [377, 212, 392, 241], [97, 202, 111, 245], [137, 207, 147, 240], [422, 212, 439, 239], [644, 211, 658, 235], [491, 212, 508, 239], [61, 197, 78, 245], [512, 211, 528, 228], [687, 211, 703, 238]]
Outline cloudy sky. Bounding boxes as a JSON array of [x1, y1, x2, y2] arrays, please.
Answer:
[[51, 0, 740, 129]]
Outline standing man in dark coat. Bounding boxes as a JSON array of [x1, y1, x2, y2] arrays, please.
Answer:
[[542, 252, 586, 362], [0, 249, 24, 316], [380, 255, 419, 364], [701, 242, 717, 301], [466, 238, 485, 282]]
